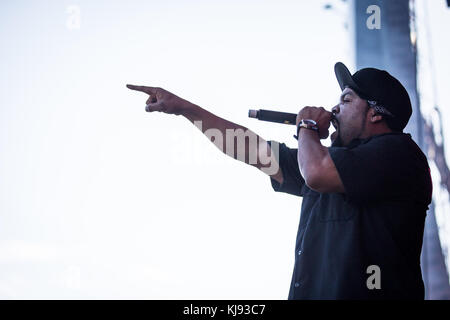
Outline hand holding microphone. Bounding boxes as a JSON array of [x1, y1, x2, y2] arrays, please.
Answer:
[[249, 107, 333, 140], [296, 106, 333, 139]]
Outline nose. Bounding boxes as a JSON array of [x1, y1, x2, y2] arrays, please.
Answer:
[[331, 104, 340, 116]]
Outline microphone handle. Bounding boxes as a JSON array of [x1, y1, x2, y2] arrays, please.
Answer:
[[249, 109, 297, 125]]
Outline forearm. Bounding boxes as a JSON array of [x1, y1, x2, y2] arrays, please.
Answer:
[[297, 128, 329, 187], [182, 103, 247, 140], [181, 103, 280, 176]]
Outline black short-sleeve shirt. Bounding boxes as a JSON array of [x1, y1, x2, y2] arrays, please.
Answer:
[[269, 133, 432, 299]]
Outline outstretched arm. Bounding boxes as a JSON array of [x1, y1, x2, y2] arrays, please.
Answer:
[[127, 84, 284, 183]]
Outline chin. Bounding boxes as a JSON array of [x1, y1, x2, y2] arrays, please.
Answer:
[[331, 133, 343, 147], [331, 139, 341, 147]]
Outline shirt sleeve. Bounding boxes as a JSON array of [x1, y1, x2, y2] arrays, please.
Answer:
[[268, 140, 305, 197], [328, 134, 425, 204]]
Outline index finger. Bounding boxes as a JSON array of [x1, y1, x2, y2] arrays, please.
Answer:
[[126, 84, 157, 95]]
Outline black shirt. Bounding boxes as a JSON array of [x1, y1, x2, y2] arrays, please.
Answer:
[[269, 132, 432, 299]]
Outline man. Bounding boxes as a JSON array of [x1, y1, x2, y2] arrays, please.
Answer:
[[127, 62, 432, 299]]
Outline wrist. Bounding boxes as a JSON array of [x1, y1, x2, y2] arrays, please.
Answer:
[[294, 119, 319, 140]]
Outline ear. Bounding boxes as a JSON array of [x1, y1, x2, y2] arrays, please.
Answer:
[[369, 110, 383, 123]]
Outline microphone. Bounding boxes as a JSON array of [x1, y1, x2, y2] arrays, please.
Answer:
[[248, 109, 297, 125]]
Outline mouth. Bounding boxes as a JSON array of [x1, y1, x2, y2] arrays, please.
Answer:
[[330, 117, 339, 141], [330, 130, 337, 139], [331, 117, 339, 130]]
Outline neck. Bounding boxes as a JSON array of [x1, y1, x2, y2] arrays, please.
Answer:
[[359, 125, 393, 140]]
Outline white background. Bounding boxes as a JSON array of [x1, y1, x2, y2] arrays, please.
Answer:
[[0, 0, 448, 299]]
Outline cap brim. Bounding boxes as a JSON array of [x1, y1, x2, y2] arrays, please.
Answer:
[[334, 62, 359, 92]]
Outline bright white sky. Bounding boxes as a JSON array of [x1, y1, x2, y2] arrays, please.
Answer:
[[0, 0, 448, 299]]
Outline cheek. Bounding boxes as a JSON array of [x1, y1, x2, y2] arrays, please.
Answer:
[[338, 107, 352, 126], [339, 107, 361, 136], [342, 106, 362, 124]]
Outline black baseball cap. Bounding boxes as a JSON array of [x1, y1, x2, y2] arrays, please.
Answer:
[[334, 62, 412, 131]]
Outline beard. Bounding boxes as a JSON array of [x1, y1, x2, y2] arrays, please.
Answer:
[[330, 118, 342, 147], [331, 130, 343, 147]]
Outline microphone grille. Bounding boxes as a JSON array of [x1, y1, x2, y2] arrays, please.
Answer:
[[248, 109, 258, 118]]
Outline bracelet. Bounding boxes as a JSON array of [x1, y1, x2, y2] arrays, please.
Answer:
[[293, 119, 319, 140]]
